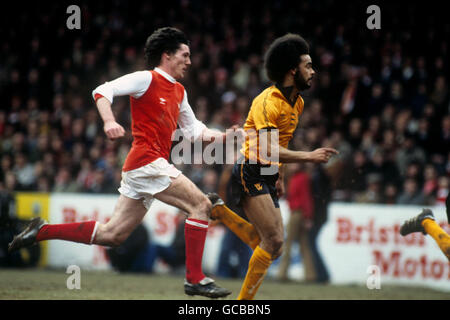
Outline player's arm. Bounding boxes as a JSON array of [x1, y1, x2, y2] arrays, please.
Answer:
[[253, 97, 338, 163], [92, 71, 152, 140], [260, 130, 338, 163], [95, 97, 125, 140], [178, 91, 245, 143], [200, 125, 246, 144]]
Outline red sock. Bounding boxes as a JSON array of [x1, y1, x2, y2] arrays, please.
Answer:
[[184, 218, 208, 284], [36, 221, 98, 244]]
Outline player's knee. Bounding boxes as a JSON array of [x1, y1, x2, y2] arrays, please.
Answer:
[[265, 233, 283, 258], [102, 226, 127, 247], [200, 195, 213, 213], [190, 195, 212, 219], [109, 232, 127, 247], [272, 243, 283, 260]]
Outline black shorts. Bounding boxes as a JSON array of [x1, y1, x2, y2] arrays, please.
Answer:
[[231, 159, 280, 208]]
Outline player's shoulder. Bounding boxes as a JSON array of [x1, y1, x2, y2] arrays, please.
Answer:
[[251, 85, 282, 110], [131, 70, 152, 77], [297, 94, 305, 113], [125, 70, 153, 83], [150, 69, 185, 89]]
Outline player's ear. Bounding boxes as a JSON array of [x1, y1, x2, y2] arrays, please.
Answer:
[[163, 51, 171, 60]]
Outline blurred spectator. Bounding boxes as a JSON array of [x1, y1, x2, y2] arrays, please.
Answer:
[[383, 182, 399, 205], [107, 216, 187, 274], [435, 115, 450, 158], [86, 168, 117, 194], [395, 133, 426, 177], [341, 150, 370, 196], [422, 164, 439, 200], [397, 178, 426, 205], [354, 173, 383, 204], [13, 153, 36, 190], [278, 163, 316, 282], [366, 147, 400, 187], [200, 168, 219, 194], [430, 76, 448, 111], [53, 167, 79, 193], [307, 164, 332, 283], [414, 117, 433, 153], [435, 176, 449, 206]]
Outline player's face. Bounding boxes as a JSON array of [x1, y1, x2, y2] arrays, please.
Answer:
[[168, 44, 191, 79], [294, 54, 315, 90]]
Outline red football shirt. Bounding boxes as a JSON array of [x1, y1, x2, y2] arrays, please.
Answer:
[[93, 68, 206, 172]]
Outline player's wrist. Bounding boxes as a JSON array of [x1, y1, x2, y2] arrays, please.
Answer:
[[104, 119, 116, 125], [297, 151, 311, 162]]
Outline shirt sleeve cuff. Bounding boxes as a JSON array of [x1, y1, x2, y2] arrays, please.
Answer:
[[94, 93, 105, 102]]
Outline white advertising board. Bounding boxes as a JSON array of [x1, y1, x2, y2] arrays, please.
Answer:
[[318, 203, 450, 292]]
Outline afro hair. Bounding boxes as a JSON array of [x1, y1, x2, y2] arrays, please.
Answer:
[[264, 33, 310, 84]]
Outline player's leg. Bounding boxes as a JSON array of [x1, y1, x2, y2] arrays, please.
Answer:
[[8, 194, 147, 252], [93, 195, 148, 246], [400, 208, 450, 261], [277, 210, 301, 281], [153, 173, 231, 298], [154, 173, 210, 284], [422, 218, 450, 261], [237, 193, 284, 300], [206, 162, 263, 250], [208, 193, 260, 249]]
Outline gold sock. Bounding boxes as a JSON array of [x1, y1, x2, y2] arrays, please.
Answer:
[[237, 246, 272, 300], [422, 219, 450, 261], [212, 205, 260, 249]]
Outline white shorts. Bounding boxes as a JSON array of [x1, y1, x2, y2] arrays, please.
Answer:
[[118, 158, 181, 210]]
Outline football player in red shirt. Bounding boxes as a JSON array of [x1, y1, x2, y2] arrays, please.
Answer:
[[9, 27, 240, 298]]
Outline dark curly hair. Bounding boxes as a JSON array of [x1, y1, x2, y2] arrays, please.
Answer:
[[144, 27, 190, 69], [264, 33, 310, 84]]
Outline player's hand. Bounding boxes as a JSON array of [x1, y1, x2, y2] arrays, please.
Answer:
[[308, 147, 339, 163], [104, 120, 125, 140], [275, 178, 285, 198]]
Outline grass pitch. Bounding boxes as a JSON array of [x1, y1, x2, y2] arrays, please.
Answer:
[[0, 268, 449, 300]]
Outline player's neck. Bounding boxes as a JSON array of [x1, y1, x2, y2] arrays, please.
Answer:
[[156, 65, 177, 81], [281, 77, 299, 101], [289, 87, 299, 101], [276, 84, 299, 107], [154, 66, 177, 83]]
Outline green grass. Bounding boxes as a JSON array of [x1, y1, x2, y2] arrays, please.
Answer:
[[0, 268, 449, 300]]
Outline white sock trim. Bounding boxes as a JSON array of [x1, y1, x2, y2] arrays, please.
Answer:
[[185, 219, 208, 228], [90, 222, 99, 244]]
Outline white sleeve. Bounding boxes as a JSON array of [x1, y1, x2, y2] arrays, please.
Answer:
[[92, 71, 152, 104], [178, 90, 207, 141]]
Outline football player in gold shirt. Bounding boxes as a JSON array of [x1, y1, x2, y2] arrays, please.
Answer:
[[208, 33, 338, 300]]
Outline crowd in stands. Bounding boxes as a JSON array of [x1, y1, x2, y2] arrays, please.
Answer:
[[1, 1, 449, 208]]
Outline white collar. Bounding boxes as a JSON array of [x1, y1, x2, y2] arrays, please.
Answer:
[[154, 67, 176, 84]]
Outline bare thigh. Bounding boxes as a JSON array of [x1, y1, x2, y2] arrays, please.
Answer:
[[94, 194, 148, 246], [153, 173, 211, 220], [241, 194, 284, 259]]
